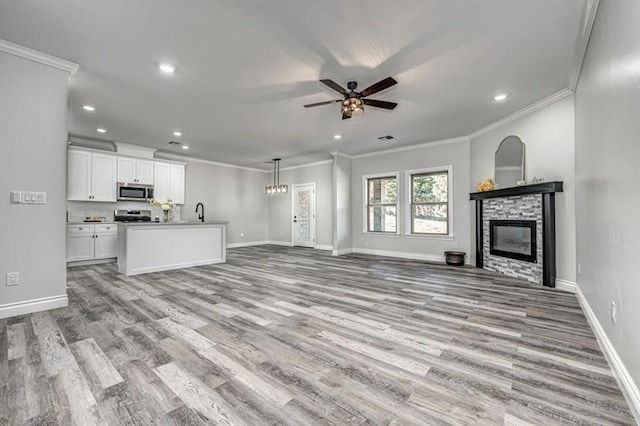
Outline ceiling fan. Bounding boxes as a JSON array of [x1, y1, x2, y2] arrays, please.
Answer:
[[304, 77, 398, 120]]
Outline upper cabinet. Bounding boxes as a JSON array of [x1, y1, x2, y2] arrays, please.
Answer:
[[67, 148, 117, 202], [117, 156, 154, 185], [154, 161, 185, 204], [67, 147, 184, 204]]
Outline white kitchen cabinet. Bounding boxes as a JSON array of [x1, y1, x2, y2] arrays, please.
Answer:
[[66, 225, 95, 261], [153, 161, 185, 204], [67, 148, 117, 202], [117, 157, 154, 185], [168, 163, 185, 204], [94, 224, 118, 259], [67, 223, 118, 263]]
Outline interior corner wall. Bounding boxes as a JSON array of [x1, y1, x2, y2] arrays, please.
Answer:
[[334, 155, 352, 252], [469, 95, 576, 283], [574, 0, 640, 406], [268, 162, 333, 247], [171, 159, 269, 245], [0, 52, 69, 309], [351, 140, 471, 260]]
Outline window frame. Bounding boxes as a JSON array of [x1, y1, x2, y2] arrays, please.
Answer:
[[362, 171, 400, 234], [404, 166, 453, 237]]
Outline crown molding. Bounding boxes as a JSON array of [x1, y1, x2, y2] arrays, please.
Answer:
[[351, 136, 469, 160], [0, 39, 78, 75], [468, 89, 573, 140], [330, 151, 354, 159], [156, 152, 267, 173], [279, 159, 333, 172], [568, 0, 600, 91]]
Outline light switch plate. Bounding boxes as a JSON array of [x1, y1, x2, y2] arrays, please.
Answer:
[[9, 191, 46, 204]]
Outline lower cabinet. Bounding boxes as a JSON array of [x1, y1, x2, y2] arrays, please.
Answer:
[[67, 224, 118, 262]]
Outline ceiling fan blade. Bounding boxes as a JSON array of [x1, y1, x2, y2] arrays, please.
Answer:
[[303, 100, 341, 108], [342, 111, 352, 120], [362, 99, 398, 110], [320, 79, 348, 96], [360, 77, 398, 97]]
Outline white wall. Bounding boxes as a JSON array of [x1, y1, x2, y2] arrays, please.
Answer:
[[268, 161, 333, 247], [333, 154, 352, 253], [351, 140, 471, 260], [470, 95, 576, 284], [167, 158, 269, 245], [575, 0, 640, 412], [0, 52, 69, 311]]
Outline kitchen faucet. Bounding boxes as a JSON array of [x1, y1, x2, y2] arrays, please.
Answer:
[[196, 203, 204, 222]]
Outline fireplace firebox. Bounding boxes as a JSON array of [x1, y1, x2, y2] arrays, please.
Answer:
[[490, 220, 537, 263]]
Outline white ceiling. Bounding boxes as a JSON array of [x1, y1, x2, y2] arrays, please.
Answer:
[[0, 1, 585, 169]]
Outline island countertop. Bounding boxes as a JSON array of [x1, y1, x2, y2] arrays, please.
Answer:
[[116, 221, 229, 227]]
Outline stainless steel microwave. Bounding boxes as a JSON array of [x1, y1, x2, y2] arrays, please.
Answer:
[[117, 183, 154, 201]]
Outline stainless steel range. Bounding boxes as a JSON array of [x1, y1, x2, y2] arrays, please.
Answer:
[[114, 209, 152, 222]]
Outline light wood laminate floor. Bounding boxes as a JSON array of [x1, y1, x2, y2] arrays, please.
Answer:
[[0, 246, 634, 425]]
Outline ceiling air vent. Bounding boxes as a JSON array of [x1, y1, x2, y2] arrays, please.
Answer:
[[378, 135, 394, 140]]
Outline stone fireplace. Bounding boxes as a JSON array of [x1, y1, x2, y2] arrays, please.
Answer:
[[470, 182, 563, 287]]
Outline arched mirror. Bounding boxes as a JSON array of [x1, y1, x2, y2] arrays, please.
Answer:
[[495, 135, 525, 188]]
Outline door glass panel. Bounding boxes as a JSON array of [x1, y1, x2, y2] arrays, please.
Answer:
[[297, 190, 311, 240]]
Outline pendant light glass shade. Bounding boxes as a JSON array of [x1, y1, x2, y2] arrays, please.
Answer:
[[265, 158, 288, 195]]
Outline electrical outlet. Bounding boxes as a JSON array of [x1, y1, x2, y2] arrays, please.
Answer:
[[452, 241, 458, 248], [6, 272, 19, 286], [611, 301, 617, 324]]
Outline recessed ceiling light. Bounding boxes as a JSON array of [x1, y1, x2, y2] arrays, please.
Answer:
[[493, 93, 508, 101], [96, 128, 106, 133], [334, 134, 342, 140], [173, 131, 182, 137], [181, 145, 189, 150], [159, 63, 176, 73], [82, 105, 96, 111]]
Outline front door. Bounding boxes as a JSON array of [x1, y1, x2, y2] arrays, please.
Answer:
[[292, 183, 316, 247]]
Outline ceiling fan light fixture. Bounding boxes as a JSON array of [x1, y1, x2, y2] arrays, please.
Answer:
[[341, 97, 364, 116]]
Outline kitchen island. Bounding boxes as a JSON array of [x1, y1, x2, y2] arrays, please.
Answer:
[[117, 221, 227, 276]]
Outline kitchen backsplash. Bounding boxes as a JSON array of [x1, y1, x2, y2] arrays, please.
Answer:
[[67, 201, 182, 222]]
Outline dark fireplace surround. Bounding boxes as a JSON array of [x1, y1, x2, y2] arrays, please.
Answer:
[[470, 182, 563, 287]]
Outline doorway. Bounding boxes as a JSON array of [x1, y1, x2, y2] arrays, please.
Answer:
[[292, 183, 316, 247]]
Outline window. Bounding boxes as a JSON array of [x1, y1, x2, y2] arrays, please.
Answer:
[[365, 174, 398, 232], [408, 168, 450, 235]]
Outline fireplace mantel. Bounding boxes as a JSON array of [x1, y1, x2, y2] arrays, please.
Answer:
[[470, 181, 563, 200], [470, 181, 563, 287]]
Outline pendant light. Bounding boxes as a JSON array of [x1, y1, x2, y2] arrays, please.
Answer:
[[265, 158, 288, 195]]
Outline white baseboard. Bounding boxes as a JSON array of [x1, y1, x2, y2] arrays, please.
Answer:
[[315, 244, 332, 251], [0, 294, 69, 319], [67, 257, 116, 267], [575, 284, 640, 423], [127, 259, 225, 276], [267, 240, 294, 247], [334, 247, 354, 256], [352, 247, 445, 263], [554, 278, 576, 293], [227, 240, 269, 248]]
